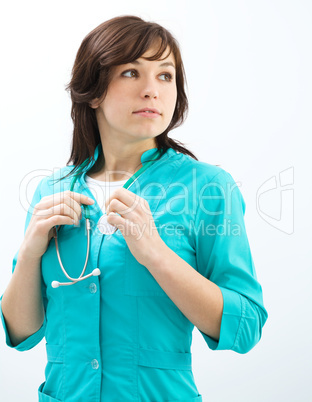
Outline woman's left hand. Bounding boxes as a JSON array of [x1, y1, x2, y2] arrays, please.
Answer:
[[105, 188, 164, 267]]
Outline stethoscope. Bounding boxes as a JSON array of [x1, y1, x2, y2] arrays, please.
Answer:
[[51, 149, 162, 288]]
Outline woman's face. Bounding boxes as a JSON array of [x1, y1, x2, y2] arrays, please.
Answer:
[[92, 45, 177, 145]]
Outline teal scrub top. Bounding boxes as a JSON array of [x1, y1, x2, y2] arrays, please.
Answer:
[[1, 146, 268, 401]]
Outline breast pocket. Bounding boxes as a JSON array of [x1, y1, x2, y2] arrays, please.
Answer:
[[124, 229, 181, 297]]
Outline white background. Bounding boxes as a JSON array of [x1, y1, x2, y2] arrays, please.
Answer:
[[0, 1, 311, 401]]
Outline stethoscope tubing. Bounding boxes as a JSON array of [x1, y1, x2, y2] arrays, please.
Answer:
[[52, 219, 98, 288], [51, 148, 162, 288]]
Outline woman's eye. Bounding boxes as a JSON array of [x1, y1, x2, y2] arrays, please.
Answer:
[[160, 73, 173, 82], [122, 70, 137, 78], [121, 69, 173, 82]]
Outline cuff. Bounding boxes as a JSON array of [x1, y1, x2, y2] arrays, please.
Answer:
[[199, 286, 243, 351], [0, 294, 46, 351]]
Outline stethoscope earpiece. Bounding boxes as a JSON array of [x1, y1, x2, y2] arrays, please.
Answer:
[[51, 268, 101, 288]]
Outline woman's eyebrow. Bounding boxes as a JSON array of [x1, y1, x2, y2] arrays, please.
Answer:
[[130, 60, 176, 69]]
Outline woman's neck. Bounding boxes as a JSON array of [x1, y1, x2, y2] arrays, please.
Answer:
[[87, 139, 156, 182]]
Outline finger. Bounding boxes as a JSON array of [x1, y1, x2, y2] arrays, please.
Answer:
[[107, 198, 136, 218], [34, 195, 76, 220], [36, 191, 94, 219], [61, 192, 93, 221], [106, 212, 126, 234], [45, 214, 79, 229], [38, 191, 94, 209], [56, 203, 80, 225], [107, 213, 143, 240], [35, 214, 78, 239], [37, 204, 79, 224], [105, 188, 139, 213], [67, 191, 95, 206]]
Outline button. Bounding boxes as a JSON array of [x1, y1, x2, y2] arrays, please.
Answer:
[[91, 359, 99, 370], [89, 283, 97, 294]]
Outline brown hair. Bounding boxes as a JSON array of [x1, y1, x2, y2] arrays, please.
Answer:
[[64, 15, 197, 179]]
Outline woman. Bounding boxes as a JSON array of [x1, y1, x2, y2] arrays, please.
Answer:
[[1, 15, 268, 401]]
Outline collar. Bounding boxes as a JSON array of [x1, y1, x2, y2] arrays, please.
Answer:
[[73, 145, 179, 221], [141, 147, 178, 163], [80, 144, 177, 173], [140, 147, 160, 163], [75, 144, 178, 193], [79, 143, 103, 173]]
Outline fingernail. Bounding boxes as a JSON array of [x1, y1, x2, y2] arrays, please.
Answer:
[[88, 197, 94, 203]]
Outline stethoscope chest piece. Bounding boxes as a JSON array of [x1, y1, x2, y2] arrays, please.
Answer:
[[97, 214, 118, 235]]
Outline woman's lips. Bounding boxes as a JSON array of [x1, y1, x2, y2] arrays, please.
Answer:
[[133, 111, 160, 118]]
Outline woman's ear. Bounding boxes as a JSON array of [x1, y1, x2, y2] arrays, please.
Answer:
[[89, 98, 100, 109]]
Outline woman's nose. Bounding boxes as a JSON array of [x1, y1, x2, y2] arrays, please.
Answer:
[[144, 92, 157, 99], [140, 78, 159, 99]]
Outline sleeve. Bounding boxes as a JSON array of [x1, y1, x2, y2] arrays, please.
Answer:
[[0, 178, 48, 351], [194, 170, 268, 354]]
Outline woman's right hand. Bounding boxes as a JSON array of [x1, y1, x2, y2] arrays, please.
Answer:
[[21, 191, 95, 260]]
